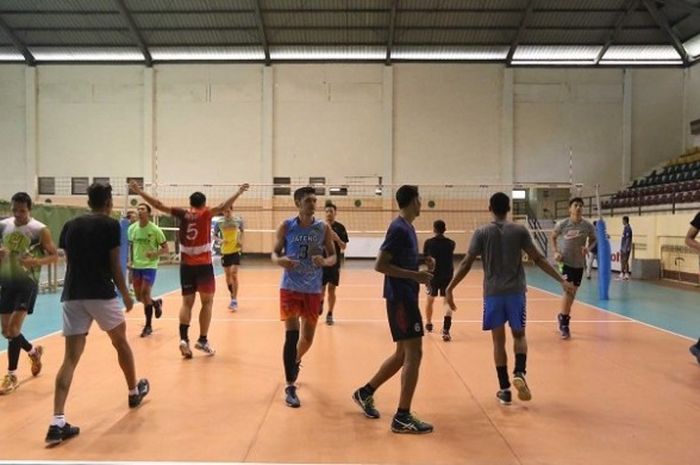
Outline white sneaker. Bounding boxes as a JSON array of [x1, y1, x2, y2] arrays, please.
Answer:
[[194, 340, 216, 356]]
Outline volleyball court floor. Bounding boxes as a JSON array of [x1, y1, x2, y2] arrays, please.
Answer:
[[0, 260, 698, 465]]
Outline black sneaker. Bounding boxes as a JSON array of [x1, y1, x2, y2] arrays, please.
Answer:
[[140, 326, 152, 338], [426, 323, 434, 333], [128, 378, 150, 408], [391, 413, 433, 434], [497, 389, 512, 405], [690, 344, 700, 364], [45, 423, 80, 446], [285, 385, 300, 408], [325, 313, 334, 326], [512, 372, 532, 401], [154, 299, 163, 319], [352, 388, 380, 419], [557, 314, 571, 339], [442, 330, 451, 342]]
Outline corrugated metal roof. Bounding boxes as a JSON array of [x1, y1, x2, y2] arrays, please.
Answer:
[[18, 30, 135, 46], [513, 45, 601, 60], [269, 44, 386, 59], [29, 46, 144, 60], [126, 0, 254, 12], [135, 12, 258, 29], [0, 0, 116, 11], [0, 0, 698, 64], [522, 29, 609, 45], [145, 30, 260, 45], [150, 45, 264, 60], [0, 46, 23, 60], [397, 11, 521, 28], [603, 44, 681, 60], [263, 11, 390, 28], [3, 13, 124, 29]]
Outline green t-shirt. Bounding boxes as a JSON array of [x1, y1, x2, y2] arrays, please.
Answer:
[[128, 221, 166, 269]]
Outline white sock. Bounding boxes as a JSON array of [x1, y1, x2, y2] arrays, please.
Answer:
[[128, 387, 138, 395], [52, 415, 66, 427], [8, 370, 16, 376], [28, 347, 36, 356]]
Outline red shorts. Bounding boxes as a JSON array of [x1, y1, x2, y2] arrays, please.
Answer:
[[280, 289, 321, 324], [180, 264, 216, 296]]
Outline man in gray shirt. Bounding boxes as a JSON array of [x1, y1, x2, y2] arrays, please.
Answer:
[[551, 197, 596, 339], [446, 193, 574, 405], [619, 216, 632, 280]]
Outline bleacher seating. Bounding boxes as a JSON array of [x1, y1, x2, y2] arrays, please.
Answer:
[[602, 147, 700, 210]]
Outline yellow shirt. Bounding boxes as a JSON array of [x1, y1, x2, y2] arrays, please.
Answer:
[[217, 216, 244, 254]]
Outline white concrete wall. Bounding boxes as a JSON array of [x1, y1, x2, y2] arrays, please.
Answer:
[[393, 64, 503, 184], [0, 63, 695, 202], [630, 69, 685, 178], [513, 69, 624, 195], [37, 66, 144, 181], [155, 65, 263, 185], [273, 64, 385, 181], [0, 65, 27, 199]]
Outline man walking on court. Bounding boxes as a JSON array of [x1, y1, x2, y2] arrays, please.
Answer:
[[0, 192, 58, 394], [684, 211, 700, 364], [130, 181, 248, 358], [215, 206, 245, 311], [320, 201, 349, 326], [352, 185, 435, 434], [422, 219, 455, 341], [46, 182, 149, 446], [619, 216, 633, 280], [446, 192, 575, 405], [128, 203, 168, 337], [271, 186, 336, 408], [551, 197, 596, 339]]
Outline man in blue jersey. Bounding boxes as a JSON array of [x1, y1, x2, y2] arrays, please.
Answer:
[[271, 186, 336, 408], [352, 185, 435, 434]]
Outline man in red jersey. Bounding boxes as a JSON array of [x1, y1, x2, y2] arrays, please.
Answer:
[[129, 181, 249, 358]]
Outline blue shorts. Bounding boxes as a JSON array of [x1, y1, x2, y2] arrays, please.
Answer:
[[132, 268, 157, 289], [483, 293, 526, 331]]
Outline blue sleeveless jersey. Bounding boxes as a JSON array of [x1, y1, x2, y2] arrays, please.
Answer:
[[281, 217, 326, 294]]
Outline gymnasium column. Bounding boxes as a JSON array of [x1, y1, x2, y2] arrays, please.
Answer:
[[500, 67, 514, 185], [25, 66, 37, 197]]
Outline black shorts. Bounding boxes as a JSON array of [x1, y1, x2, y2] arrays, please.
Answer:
[[386, 298, 424, 342], [0, 279, 39, 315], [562, 265, 584, 287], [322, 266, 340, 286], [180, 264, 216, 296], [427, 276, 451, 297], [221, 253, 241, 267]]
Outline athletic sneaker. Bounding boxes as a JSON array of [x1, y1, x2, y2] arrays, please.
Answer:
[[194, 340, 216, 356], [29, 345, 44, 376], [179, 340, 193, 359], [128, 378, 150, 408], [623, 273, 630, 281], [690, 344, 700, 364], [391, 412, 433, 434], [154, 299, 163, 319], [285, 385, 300, 408], [442, 330, 451, 342], [326, 313, 334, 326], [558, 313, 571, 339], [45, 423, 80, 446], [352, 388, 380, 419], [0, 373, 18, 395], [140, 326, 153, 338], [426, 323, 434, 332], [512, 372, 532, 401], [228, 299, 238, 311], [496, 389, 512, 405]]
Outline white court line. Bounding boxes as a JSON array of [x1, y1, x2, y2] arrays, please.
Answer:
[[0, 462, 354, 465], [527, 284, 694, 341], [207, 296, 558, 302]]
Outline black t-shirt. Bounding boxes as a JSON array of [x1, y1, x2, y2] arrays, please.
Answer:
[[60, 213, 121, 301], [324, 221, 349, 269], [691, 212, 700, 230], [423, 235, 456, 279]]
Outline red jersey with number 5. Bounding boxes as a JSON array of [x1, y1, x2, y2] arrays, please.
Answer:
[[171, 207, 213, 266]]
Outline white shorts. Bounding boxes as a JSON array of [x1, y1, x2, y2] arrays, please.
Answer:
[[62, 299, 125, 336]]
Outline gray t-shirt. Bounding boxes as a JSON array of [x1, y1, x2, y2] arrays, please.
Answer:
[[468, 221, 534, 297], [553, 218, 596, 268]]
